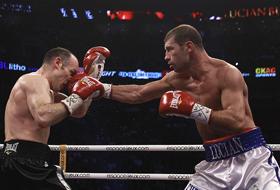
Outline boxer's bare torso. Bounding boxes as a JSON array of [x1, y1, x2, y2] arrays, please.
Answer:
[[110, 57, 255, 141], [165, 58, 255, 141], [5, 73, 53, 143]]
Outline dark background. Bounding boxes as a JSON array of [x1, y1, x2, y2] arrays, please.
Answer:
[[0, 0, 280, 189]]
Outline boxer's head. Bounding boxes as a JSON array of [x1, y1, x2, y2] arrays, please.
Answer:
[[164, 25, 204, 72], [43, 47, 79, 92]]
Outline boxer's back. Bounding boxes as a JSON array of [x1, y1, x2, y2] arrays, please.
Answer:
[[5, 74, 50, 143]]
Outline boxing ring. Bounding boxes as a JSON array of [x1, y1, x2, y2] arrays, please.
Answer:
[[2, 144, 279, 181]]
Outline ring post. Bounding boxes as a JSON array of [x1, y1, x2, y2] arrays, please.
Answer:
[[59, 144, 67, 172]]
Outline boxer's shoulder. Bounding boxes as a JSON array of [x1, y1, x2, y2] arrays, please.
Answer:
[[19, 73, 49, 90]]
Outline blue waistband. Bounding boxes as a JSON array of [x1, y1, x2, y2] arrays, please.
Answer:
[[203, 127, 266, 162]]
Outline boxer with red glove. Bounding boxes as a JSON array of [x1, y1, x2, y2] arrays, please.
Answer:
[[67, 46, 111, 96], [62, 76, 105, 115], [159, 90, 212, 124], [83, 46, 110, 79]]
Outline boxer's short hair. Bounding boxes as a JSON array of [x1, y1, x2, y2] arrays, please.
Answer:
[[43, 47, 72, 65], [164, 24, 204, 49]]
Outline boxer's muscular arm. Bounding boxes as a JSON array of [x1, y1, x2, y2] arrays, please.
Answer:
[[111, 76, 172, 104], [24, 76, 68, 127], [209, 67, 247, 131], [54, 92, 92, 118]]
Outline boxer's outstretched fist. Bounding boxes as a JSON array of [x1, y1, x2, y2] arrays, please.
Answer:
[[62, 76, 105, 114], [72, 76, 105, 100], [67, 72, 86, 93]]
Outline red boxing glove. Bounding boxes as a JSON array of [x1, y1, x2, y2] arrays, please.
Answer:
[[159, 91, 212, 124], [66, 46, 110, 96], [72, 76, 105, 100], [83, 46, 110, 80], [67, 72, 112, 100], [62, 76, 105, 114], [67, 72, 87, 93]]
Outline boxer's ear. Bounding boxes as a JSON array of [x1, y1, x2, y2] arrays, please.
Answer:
[[184, 41, 194, 53], [54, 57, 63, 69]]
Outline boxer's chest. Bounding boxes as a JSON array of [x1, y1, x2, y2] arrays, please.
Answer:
[[172, 77, 221, 109]]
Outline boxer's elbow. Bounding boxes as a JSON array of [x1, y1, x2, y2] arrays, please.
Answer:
[[34, 108, 60, 127], [35, 114, 52, 128], [230, 112, 245, 130], [211, 110, 245, 132]]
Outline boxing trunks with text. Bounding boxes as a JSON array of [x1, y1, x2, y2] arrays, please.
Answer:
[[0, 139, 71, 190], [185, 127, 280, 190]]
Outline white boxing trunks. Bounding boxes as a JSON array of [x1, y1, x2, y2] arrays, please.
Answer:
[[185, 127, 280, 190]]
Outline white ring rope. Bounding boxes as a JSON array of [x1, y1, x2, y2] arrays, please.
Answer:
[[51, 144, 205, 151], [1, 144, 280, 180], [2, 144, 280, 151], [64, 172, 192, 180]]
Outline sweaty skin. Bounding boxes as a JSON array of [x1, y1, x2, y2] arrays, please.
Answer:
[[109, 37, 255, 142], [4, 54, 92, 144], [164, 58, 255, 141], [5, 74, 65, 143]]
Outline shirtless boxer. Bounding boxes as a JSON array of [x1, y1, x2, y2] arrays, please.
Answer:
[[100, 24, 280, 189], [0, 47, 109, 190]]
